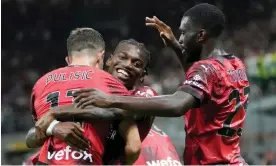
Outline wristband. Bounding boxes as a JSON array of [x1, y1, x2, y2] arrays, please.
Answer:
[[46, 120, 60, 136]]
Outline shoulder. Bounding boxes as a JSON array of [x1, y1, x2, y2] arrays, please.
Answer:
[[188, 59, 219, 73], [94, 70, 129, 95], [133, 86, 157, 97], [95, 69, 124, 84], [186, 59, 222, 82], [32, 67, 65, 91]]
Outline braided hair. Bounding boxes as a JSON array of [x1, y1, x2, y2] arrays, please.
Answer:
[[114, 39, 151, 75]]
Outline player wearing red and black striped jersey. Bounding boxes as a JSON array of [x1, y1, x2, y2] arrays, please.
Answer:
[[71, 4, 249, 165], [25, 29, 141, 165]]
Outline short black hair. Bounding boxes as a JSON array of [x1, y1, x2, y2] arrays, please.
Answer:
[[115, 39, 151, 75], [67, 28, 105, 56], [184, 3, 225, 37]]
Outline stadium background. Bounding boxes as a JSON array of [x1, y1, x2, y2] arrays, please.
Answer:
[[1, 0, 276, 164]]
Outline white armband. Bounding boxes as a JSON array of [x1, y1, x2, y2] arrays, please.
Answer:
[[46, 120, 60, 136]]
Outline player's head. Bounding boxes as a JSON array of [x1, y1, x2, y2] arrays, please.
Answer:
[[178, 3, 225, 63], [66, 28, 105, 68], [106, 39, 150, 89]]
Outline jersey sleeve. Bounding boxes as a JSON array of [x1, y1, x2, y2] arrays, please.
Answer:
[[178, 62, 218, 105]]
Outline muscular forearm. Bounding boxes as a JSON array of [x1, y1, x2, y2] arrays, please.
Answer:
[[52, 105, 128, 121], [25, 127, 46, 148], [111, 91, 196, 117]]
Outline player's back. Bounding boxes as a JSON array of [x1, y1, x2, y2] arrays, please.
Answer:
[[183, 55, 249, 165], [134, 124, 181, 166], [32, 66, 129, 165]]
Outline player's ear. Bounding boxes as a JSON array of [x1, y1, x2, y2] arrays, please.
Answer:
[[197, 29, 207, 43], [65, 56, 70, 65], [97, 50, 105, 60]]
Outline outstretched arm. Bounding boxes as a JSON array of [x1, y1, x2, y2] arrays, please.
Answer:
[[73, 62, 216, 117], [74, 90, 198, 117], [110, 91, 197, 117], [51, 105, 132, 121]]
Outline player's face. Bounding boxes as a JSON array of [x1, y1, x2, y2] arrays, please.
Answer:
[[178, 16, 202, 63], [106, 43, 147, 89]]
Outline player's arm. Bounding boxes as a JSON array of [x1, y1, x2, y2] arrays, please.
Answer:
[[50, 105, 131, 121], [73, 63, 215, 117], [109, 91, 196, 117], [26, 91, 47, 148], [27, 88, 89, 150], [145, 16, 187, 69], [118, 119, 141, 165], [73, 89, 196, 117], [25, 127, 46, 148]]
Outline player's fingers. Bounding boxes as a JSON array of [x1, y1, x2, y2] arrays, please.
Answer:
[[153, 16, 169, 29], [66, 141, 78, 150], [73, 88, 95, 95], [72, 91, 89, 98], [72, 123, 85, 133], [80, 100, 94, 109], [74, 130, 89, 145], [153, 16, 164, 26], [145, 23, 161, 31], [74, 93, 90, 103], [145, 17, 156, 23], [76, 97, 91, 108], [145, 23, 157, 27], [68, 133, 89, 151], [66, 139, 85, 151]]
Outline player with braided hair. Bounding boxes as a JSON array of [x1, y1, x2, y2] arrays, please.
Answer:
[[108, 39, 151, 88], [102, 39, 180, 165], [27, 38, 180, 165], [69, 3, 250, 165]]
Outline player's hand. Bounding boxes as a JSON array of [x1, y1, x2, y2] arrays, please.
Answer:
[[52, 122, 90, 151], [35, 110, 55, 133], [145, 16, 178, 46], [72, 88, 113, 108]]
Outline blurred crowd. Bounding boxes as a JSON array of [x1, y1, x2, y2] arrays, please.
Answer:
[[1, 0, 276, 164]]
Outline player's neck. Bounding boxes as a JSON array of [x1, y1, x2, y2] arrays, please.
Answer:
[[201, 40, 227, 60], [70, 59, 97, 68]]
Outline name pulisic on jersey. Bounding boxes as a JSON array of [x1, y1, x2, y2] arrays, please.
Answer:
[[46, 70, 93, 84]]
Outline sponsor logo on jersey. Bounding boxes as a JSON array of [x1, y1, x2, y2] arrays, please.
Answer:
[[47, 146, 92, 163], [193, 74, 202, 81], [146, 157, 181, 166], [184, 79, 204, 89], [135, 89, 154, 98]]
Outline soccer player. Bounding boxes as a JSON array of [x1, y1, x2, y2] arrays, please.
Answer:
[[31, 39, 180, 165], [28, 28, 141, 165], [133, 124, 181, 165], [69, 3, 250, 165]]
